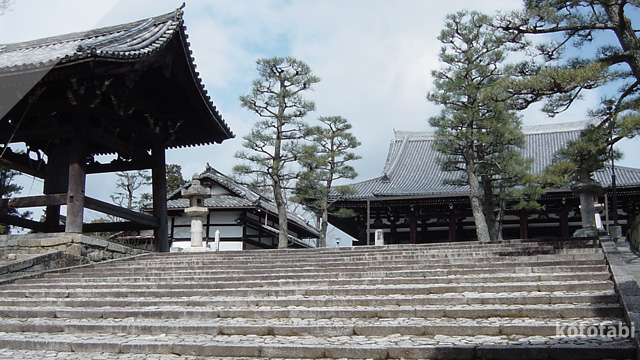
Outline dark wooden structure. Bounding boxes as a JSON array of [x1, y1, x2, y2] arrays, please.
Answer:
[[330, 122, 640, 245], [0, 6, 234, 251]]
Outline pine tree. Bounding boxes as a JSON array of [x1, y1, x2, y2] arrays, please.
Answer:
[[496, 0, 640, 180], [293, 116, 360, 247], [235, 57, 320, 248], [428, 11, 534, 242], [165, 164, 186, 194], [0, 166, 30, 234]]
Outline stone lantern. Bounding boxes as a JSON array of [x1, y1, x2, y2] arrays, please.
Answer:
[[571, 178, 607, 238], [181, 174, 211, 250]]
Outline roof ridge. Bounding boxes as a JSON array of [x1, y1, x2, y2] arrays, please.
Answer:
[[0, 9, 180, 50], [393, 120, 594, 141], [383, 134, 409, 178]]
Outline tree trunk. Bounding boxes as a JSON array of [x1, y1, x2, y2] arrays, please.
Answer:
[[466, 159, 491, 242], [273, 179, 289, 249], [318, 208, 328, 247], [481, 177, 500, 242]]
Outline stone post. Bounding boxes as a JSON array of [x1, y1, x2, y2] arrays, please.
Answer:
[[571, 178, 606, 238], [214, 229, 220, 251], [375, 229, 384, 246], [181, 174, 211, 252]]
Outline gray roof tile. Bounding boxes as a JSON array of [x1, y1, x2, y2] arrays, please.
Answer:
[[0, 10, 180, 73], [0, 6, 234, 147], [344, 121, 640, 200], [168, 167, 320, 236]]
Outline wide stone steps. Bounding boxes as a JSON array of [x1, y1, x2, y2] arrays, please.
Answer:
[[39, 260, 608, 280], [0, 281, 616, 299], [37, 263, 610, 281], [138, 239, 598, 258], [0, 316, 626, 337], [0, 331, 634, 359], [0, 303, 623, 320], [0, 290, 618, 308], [0, 240, 635, 359], [71, 252, 606, 270], [6, 272, 613, 290]]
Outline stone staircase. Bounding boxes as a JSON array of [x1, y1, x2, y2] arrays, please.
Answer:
[[0, 239, 635, 359]]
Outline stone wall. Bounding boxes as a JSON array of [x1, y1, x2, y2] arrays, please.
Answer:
[[629, 215, 640, 252], [0, 233, 148, 282]]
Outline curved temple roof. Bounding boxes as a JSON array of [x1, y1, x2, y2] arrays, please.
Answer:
[[345, 121, 640, 200], [0, 5, 233, 150], [0, 11, 180, 72]]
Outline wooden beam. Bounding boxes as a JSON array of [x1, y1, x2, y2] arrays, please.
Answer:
[[84, 196, 159, 228], [86, 158, 153, 174], [0, 147, 46, 178], [86, 128, 151, 161], [102, 80, 163, 120], [0, 213, 48, 232], [89, 102, 162, 144], [0, 125, 74, 144], [83, 221, 156, 233], [0, 194, 67, 209]]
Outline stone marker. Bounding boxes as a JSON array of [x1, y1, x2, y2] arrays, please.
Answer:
[[214, 229, 220, 251], [375, 229, 384, 246]]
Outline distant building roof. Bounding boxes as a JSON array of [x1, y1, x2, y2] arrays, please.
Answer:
[[167, 167, 320, 238], [344, 121, 640, 200]]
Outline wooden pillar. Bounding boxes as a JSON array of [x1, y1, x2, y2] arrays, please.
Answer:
[[389, 221, 397, 245], [421, 218, 428, 243], [519, 210, 528, 240], [409, 213, 417, 244], [44, 144, 69, 231], [366, 200, 371, 246], [65, 136, 86, 233], [448, 215, 457, 242], [152, 143, 169, 252], [560, 208, 570, 238]]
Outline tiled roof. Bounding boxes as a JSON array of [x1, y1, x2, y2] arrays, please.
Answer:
[[344, 121, 640, 200], [167, 195, 255, 210], [0, 5, 234, 148], [0, 9, 181, 73], [168, 167, 320, 237]]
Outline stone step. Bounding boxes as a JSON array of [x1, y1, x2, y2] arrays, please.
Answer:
[[39, 264, 610, 281], [138, 239, 599, 258], [7, 272, 613, 290], [36, 264, 609, 284], [0, 303, 623, 320], [42, 261, 609, 281], [0, 316, 625, 337], [0, 331, 633, 360], [0, 239, 626, 359], [0, 290, 618, 308], [0, 280, 617, 299], [133, 247, 602, 265], [53, 257, 607, 278], [79, 253, 606, 270]]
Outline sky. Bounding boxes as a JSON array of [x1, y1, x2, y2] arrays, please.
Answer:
[[1, 0, 639, 242]]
